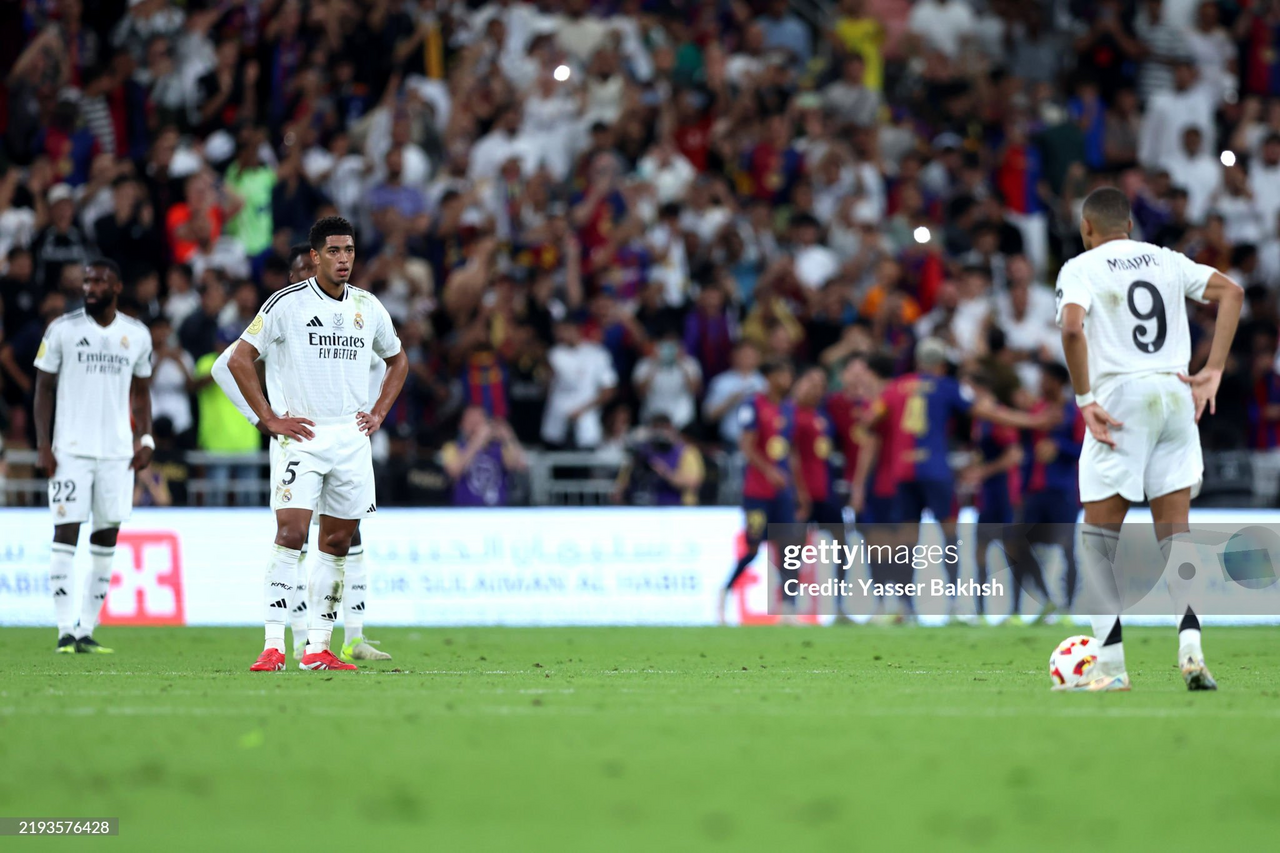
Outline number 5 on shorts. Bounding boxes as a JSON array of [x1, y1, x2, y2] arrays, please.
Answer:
[[282, 460, 299, 486]]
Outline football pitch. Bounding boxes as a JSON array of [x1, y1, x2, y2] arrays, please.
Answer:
[[3, 625, 1278, 851]]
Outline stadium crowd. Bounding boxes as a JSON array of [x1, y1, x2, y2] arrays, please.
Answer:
[[1, 0, 1280, 508]]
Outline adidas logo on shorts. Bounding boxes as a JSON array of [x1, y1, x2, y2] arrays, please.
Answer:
[[306, 316, 323, 328]]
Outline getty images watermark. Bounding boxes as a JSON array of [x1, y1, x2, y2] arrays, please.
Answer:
[[780, 540, 1003, 601], [759, 522, 1280, 617]]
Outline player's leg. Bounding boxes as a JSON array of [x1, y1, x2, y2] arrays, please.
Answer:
[[74, 457, 135, 653], [721, 504, 767, 624], [1150, 487, 1216, 690], [48, 452, 93, 652], [254, 434, 325, 671], [50, 522, 81, 652], [1145, 380, 1215, 689], [772, 492, 800, 619], [300, 426, 371, 669], [271, 437, 311, 659], [1067, 492, 1131, 690], [893, 483, 926, 620], [341, 524, 392, 661], [291, 528, 310, 660], [300, 514, 360, 669]]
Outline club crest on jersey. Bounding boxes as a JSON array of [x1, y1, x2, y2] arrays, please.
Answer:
[[354, 312, 364, 330], [333, 313, 345, 328], [247, 315, 264, 335], [120, 335, 129, 349]]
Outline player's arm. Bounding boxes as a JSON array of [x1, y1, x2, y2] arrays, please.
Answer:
[[967, 439, 1024, 485], [130, 374, 153, 471], [210, 343, 268, 434], [1059, 302, 1123, 449], [358, 349, 408, 436], [849, 426, 878, 512], [1179, 271, 1244, 421], [228, 339, 315, 440], [33, 369, 57, 476]]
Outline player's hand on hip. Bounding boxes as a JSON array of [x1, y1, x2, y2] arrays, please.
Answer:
[[1178, 368, 1222, 422], [37, 446, 56, 477], [265, 415, 316, 441], [356, 410, 384, 436], [1081, 402, 1123, 449], [131, 445, 153, 471]]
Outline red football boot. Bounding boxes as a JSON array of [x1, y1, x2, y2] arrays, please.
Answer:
[[250, 648, 287, 672], [299, 649, 357, 671]]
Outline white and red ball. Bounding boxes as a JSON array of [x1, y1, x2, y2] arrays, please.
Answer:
[[1049, 635, 1098, 688]]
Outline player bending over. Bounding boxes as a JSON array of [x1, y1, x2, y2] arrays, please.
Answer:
[[230, 217, 407, 672], [212, 244, 391, 662], [1056, 187, 1242, 692], [34, 260, 153, 653]]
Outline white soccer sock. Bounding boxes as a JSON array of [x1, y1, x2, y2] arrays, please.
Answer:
[[50, 543, 77, 637], [306, 551, 346, 654], [1179, 627, 1203, 663], [77, 545, 115, 639], [289, 544, 309, 647], [264, 544, 301, 653], [1089, 614, 1126, 674], [1081, 524, 1125, 676], [343, 545, 366, 643]]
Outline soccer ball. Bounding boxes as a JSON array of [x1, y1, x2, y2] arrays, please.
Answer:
[[1049, 635, 1098, 688]]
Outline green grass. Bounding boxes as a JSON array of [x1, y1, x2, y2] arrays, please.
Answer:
[[2, 625, 1278, 851]]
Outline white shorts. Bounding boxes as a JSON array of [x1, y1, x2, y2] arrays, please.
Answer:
[[269, 419, 376, 520], [48, 453, 134, 527], [1079, 373, 1203, 504]]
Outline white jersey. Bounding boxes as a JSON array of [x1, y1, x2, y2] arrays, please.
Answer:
[[1054, 239, 1214, 397], [33, 309, 152, 459], [238, 278, 400, 420], [211, 338, 389, 426]]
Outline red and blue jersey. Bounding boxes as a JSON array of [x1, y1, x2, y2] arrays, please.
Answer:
[[1249, 373, 1280, 450], [794, 403, 836, 503], [883, 373, 974, 484], [975, 421, 1021, 511], [1244, 15, 1280, 96], [739, 393, 796, 500], [996, 142, 1044, 215], [463, 350, 509, 419], [1024, 400, 1085, 495], [825, 391, 868, 483]]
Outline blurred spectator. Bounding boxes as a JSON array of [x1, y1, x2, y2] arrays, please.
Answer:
[[178, 278, 227, 360], [703, 342, 766, 446], [93, 175, 162, 286], [441, 407, 527, 508], [542, 317, 616, 449], [32, 184, 94, 293], [613, 414, 705, 506], [191, 329, 261, 506], [148, 316, 194, 444], [633, 328, 702, 431], [1, 248, 38, 341]]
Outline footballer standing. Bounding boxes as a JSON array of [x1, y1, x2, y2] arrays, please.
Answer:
[[1056, 187, 1243, 692], [34, 259, 154, 653], [230, 217, 407, 672]]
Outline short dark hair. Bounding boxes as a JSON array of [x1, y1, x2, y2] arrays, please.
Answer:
[[1081, 187, 1131, 234], [308, 216, 355, 252], [1042, 362, 1071, 386], [867, 354, 896, 380], [288, 242, 312, 267], [87, 257, 122, 282]]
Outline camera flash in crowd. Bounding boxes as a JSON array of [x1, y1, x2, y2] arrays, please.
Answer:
[[913, 226, 931, 244], [1220, 150, 1236, 167], [554, 64, 571, 82]]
